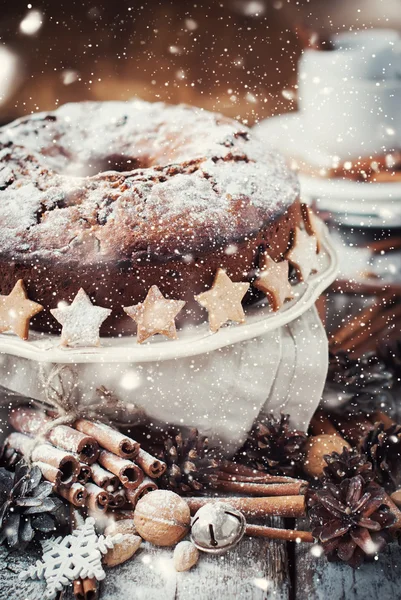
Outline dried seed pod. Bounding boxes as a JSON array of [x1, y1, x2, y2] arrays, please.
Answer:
[[173, 541, 199, 572], [103, 534, 142, 567], [104, 519, 137, 537]]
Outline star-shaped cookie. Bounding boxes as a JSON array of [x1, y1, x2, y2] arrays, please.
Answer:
[[254, 254, 294, 311], [195, 269, 249, 333], [0, 279, 43, 340], [123, 285, 185, 344], [51, 288, 111, 347], [301, 204, 324, 253], [286, 227, 319, 282]]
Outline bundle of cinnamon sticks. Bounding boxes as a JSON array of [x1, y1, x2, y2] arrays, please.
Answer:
[[4, 407, 167, 516], [329, 294, 401, 357], [211, 460, 308, 496]]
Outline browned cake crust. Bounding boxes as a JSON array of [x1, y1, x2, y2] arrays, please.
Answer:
[[0, 101, 301, 335]]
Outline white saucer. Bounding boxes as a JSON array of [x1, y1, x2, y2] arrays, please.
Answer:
[[0, 222, 338, 364], [255, 113, 401, 227]]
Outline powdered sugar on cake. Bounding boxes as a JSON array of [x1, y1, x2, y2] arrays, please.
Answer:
[[0, 100, 299, 260]]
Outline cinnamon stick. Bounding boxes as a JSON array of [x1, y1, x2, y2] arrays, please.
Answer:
[[73, 579, 85, 600], [330, 297, 390, 349], [214, 471, 301, 484], [371, 411, 396, 429], [185, 496, 306, 518], [310, 409, 340, 436], [108, 488, 127, 509], [83, 578, 98, 600], [335, 415, 374, 445], [57, 483, 88, 507], [85, 482, 111, 513], [344, 303, 401, 354], [5, 432, 79, 486], [33, 461, 64, 487], [135, 448, 166, 479], [329, 279, 401, 298], [90, 462, 119, 492], [77, 463, 92, 485], [74, 419, 139, 459], [212, 479, 307, 496], [98, 450, 144, 490], [125, 477, 158, 507], [9, 408, 99, 465], [245, 524, 313, 543]]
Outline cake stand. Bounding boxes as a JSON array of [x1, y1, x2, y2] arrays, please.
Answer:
[[0, 222, 338, 453]]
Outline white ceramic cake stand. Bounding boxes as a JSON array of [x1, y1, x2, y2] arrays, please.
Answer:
[[0, 223, 337, 364], [255, 113, 401, 228], [0, 222, 337, 452]]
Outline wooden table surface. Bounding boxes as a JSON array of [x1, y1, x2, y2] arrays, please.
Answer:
[[1, 516, 400, 600]]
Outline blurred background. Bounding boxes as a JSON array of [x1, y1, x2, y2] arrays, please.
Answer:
[[1, 0, 400, 125]]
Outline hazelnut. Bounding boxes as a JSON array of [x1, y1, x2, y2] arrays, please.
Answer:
[[104, 534, 142, 567], [304, 434, 350, 478], [104, 519, 137, 537], [133, 490, 190, 547], [174, 541, 199, 572]]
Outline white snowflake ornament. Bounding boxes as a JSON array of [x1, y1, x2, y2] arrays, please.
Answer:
[[51, 288, 111, 347], [19, 517, 122, 600]]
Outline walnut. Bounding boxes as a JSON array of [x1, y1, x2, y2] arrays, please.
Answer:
[[133, 490, 190, 547], [304, 434, 350, 478], [174, 541, 199, 572]]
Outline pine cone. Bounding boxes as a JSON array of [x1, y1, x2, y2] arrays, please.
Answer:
[[157, 429, 219, 495], [237, 413, 307, 476], [327, 351, 394, 415], [378, 339, 401, 377], [0, 460, 59, 549], [322, 447, 374, 485], [307, 475, 396, 568], [360, 422, 401, 492]]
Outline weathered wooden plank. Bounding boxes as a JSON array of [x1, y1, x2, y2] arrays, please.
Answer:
[[57, 517, 290, 600], [97, 517, 290, 600], [0, 545, 46, 600], [295, 527, 401, 600]]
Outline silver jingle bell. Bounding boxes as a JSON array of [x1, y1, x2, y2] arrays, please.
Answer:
[[190, 502, 246, 554]]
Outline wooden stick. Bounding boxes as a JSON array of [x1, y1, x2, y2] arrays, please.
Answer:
[[245, 524, 313, 543], [185, 496, 306, 518], [135, 448, 166, 479], [212, 479, 307, 496], [9, 408, 99, 465], [98, 450, 144, 490], [74, 419, 139, 459]]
